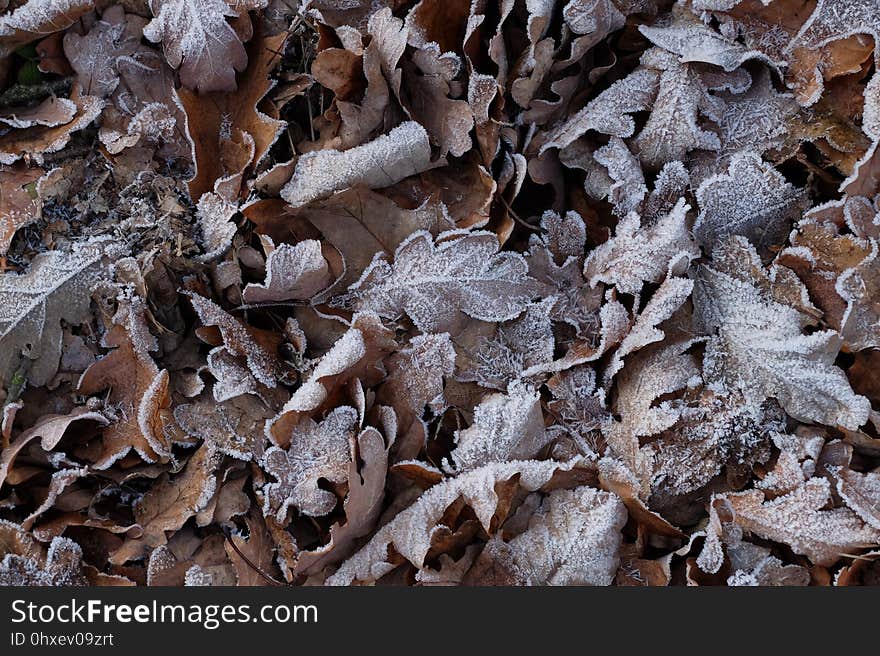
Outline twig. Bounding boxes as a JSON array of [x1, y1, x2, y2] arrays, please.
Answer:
[[223, 527, 286, 586]]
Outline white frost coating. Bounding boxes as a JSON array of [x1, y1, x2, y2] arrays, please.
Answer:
[[137, 370, 171, 457], [381, 332, 455, 415], [606, 338, 699, 443], [0, 94, 104, 166], [584, 199, 699, 296], [694, 151, 808, 256], [272, 326, 366, 421], [0, 533, 88, 586], [0, 97, 76, 128], [174, 398, 267, 461], [350, 230, 536, 333], [474, 486, 627, 585], [593, 136, 647, 216], [262, 406, 359, 520], [195, 192, 239, 262], [0, 0, 93, 56], [639, 19, 781, 72], [448, 381, 550, 471], [185, 291, 279, 388], [282, 121, 438, 207], [604, 276, 694, 384], [456, 298, 555, 389], [563, 0, 625, 37], [694, 237, 870, 430], [715, 70, 797, 157], [722, 479, 880, 566], [326, 457, 593, 585], [831, 466, 880, 530], [0, 237, 117, 387], [836, 241, 880, 351], [206, 348, 259, 402], [789, 0, 880, 60], [143, 0, 253, 93], [243, 239, 331, 303], [21, 467, 88, 530], [633, 48, 727, 169], [542, 67, 660, 152], [63, 5, 144, 99]]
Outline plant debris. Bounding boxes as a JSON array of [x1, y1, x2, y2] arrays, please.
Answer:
[[2, 0, 880, 587]]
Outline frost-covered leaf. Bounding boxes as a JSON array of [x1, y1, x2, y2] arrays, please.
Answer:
[[0, 97, 76, 128], [603, 336, 700, 475], [454, 299, 555, 390], [645, 391, 782, 500], [778, 219, 870, 340], [837, 242, 880, 351], [286, 186, 454, 300], [593, 137, 647, 217], [349, 230, 536, 334], [402, 44, 473, 157], [281, 122, 441, 208], [639, 15, 779, 72], [0, 86, 104, 165], [326, 457, 595, 585], [632, 48, 730, 169], [448, 381, 551, 471], [584, 200, 699, 296], [694, 151, 809, 257], [694, 237, 870, 430], [0, 0, 94, 57], [174, 394, 271, 461], [262, 406, 359, 520], [464, 487, 626, 585], [715, 478, 880, 566], [542, 67, 660, 152], [268, 314, 396, 445], [77, 296, 172, 468], [713, 69, 799, 159], [195, 192, 239, 262], [63, 5, 145, 98], [180, 27, 287, 200], [186, 291, 283, 391], [604, 276, 694, 384], [295, 419, 395, 576], [526, 211, 602, 335], [0, 409, 107, 489], [243, 239, 332, 304], [0, 238, 114, 387], [110, 445, 219, 564], [789, 0, 880, 64], [143, 0, 252, 93], [97, 46, 184, 157], [547, 366, 608, 451], [0, 528, 89, 586], [376, 333, 454, 459], [831, 465, 880, 531]]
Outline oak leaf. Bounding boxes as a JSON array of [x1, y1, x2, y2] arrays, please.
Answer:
[[0, 0, 94, 57], [349, 230, 536, 334], [262, 406, 359, 520], [326, 457, 597, 585], [77, 296, 172, 468], [143, 0, 256, 93], [0, 238, 115, 387], [694, 237, 870, 430], [464, 486, 626, 585], [281, 121, 441, 207]]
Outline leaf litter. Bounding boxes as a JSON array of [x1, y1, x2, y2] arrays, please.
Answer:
[[1, 0, 880, 587]]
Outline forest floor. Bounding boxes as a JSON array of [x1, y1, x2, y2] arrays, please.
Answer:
[[1, 0, 880, 586]]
